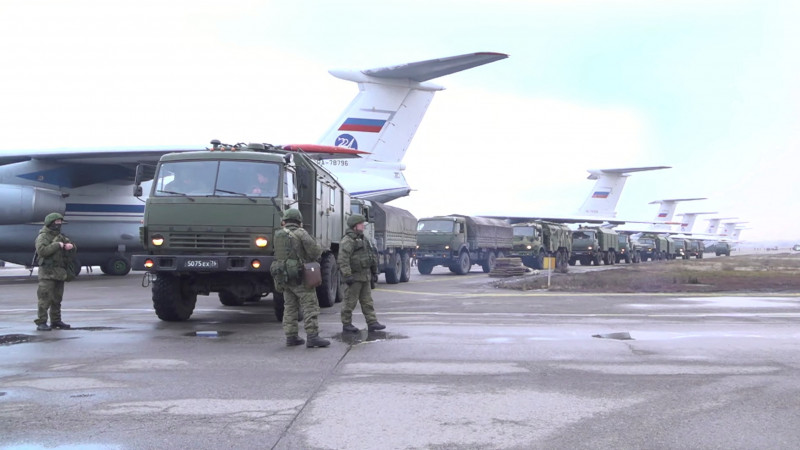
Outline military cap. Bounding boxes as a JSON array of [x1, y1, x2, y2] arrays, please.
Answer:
[[347, 214, 366, 228]]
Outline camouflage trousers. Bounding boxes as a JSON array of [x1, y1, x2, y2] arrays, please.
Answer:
[[282, 284, 320, 337], [341, 281, 377, 325], [35, 279, 65, 325]]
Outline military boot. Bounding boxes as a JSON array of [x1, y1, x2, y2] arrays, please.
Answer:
[[306, 334, 330, 348], [286, 335, 305, 347], [367, 322, 386, 331], [36, 323, 52, 331], [342, 323, 359, 333], [51, 321, 71, 329]]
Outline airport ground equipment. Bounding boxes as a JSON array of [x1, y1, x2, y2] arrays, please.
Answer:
[[569, 227, 619, 266], [350, 199, 417, 284], [131, 141, 352, 322], [416, 215, 513, 275], [510, 221, 571, 272]]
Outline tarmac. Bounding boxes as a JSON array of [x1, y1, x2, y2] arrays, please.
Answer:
[[2, 261, 800, 449]]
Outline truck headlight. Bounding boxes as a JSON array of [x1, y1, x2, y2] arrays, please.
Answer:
[[526, 245, 532, 250], [151, 235, 164, 246], [255, 236, 268, 247]]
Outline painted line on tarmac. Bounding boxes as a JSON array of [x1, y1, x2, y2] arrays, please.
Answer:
[[379, 311, 800, 319], [378, 289, 800, 298]]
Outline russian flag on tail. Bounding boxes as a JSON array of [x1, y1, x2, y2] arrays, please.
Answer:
[[338, 118, 387, 133]]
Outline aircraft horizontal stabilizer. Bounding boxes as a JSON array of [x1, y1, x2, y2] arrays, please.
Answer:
[[586, 166, 671, 179], [363, 52, 509, 82]]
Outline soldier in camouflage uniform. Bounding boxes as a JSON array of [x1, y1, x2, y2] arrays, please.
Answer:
[[338, 214, 386, 332], [271, 209, 330, 348], [34, 212, 77, 331]]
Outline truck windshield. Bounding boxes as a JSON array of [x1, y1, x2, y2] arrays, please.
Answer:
[[572, 231, 596, 245], [638, 238, 655, 246], [154, 161, 280, 198], [417, 220, 455, 233], [513, 226, 536, 240]]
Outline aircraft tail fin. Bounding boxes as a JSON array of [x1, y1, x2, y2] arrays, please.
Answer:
[[318, 52, 508, 203], [576, 166, 670, 218]]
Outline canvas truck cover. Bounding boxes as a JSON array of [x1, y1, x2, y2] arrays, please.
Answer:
[[371, 201, 417, 249], [452, 215, 513, 250], [540, 221, 572, 252]]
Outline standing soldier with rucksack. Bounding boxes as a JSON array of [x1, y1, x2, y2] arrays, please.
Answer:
[[34, 212, 77, 331], [338, 214, 386, 333], [270, 208, 330, 348]]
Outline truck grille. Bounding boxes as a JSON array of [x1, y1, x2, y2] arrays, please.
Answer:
[[169, 233, 252, 250]]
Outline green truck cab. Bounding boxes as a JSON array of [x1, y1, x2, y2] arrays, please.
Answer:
[[616, 233, 638, 264], [510, 221, 572, 272], [715, 241, 732, 256], [415, 215, 512, 275], [569, 227, 619, 266], [131, 142, 348, 322]]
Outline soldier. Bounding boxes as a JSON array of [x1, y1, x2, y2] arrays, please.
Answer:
[[338, 214, 386, 332], [34, 212, 77, 331], [271, 209, 330, 348]]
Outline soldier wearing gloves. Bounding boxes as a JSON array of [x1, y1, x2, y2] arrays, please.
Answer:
[[34, 212, 77, 331], [338, 214, 386, 332]]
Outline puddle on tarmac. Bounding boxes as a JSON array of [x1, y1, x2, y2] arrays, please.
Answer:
[[592, 332, 634, 340], [335, 330, 409, 345], [70, 327, 121, 331], [0, 334, 37, 346], [184, 331, 234, 338]]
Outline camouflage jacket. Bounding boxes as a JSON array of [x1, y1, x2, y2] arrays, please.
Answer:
[[35, 226, 77, 281], [338, 229, 377, 281]]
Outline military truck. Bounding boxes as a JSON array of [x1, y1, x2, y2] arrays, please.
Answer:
[[685, 238, 705, 259], [131, 141, 350, 322], [631, 235, 657, 261], [616, 233, 637, 264], [415, 215, 512, 275], [510, 221, 571, 272], [569, 227, 619, 266], [671, 237, 688, 259], [715, 241, 732, 256], [350, 199, 417, 284]]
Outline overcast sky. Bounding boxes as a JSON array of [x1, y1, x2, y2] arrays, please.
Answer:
[[2, 0, 798, 242]]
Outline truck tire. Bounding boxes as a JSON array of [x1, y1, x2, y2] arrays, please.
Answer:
[[593, 254, 602, 266], [534, 251, 545, 270], [273, 291, 284, 322], [624, 252, 632, 264], [400, 252, 411, 282], [454, 252, 471, 275], [418, 260, 434, 275], [219, 291, 246, 306], [152, 274, 197, 322], [385, 253, 401, 284], [100, 256, 131, 276], [605, 250, 615, 265], [316, 253, 339, 308], [568, 258, 576, 266], [481, 251, 497, 273]]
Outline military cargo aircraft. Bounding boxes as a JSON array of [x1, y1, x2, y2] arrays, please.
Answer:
[[0, 52, 507, 274]]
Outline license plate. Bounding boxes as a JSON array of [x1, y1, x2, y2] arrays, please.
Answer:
[[184, 259, 219, 269], [421, 253, 434, 258]]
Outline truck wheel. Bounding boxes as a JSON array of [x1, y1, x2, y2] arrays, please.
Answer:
[[481, 251, 496, 273], [418, 260, 434, 275], [316, 253, 338, 308], [593, 254, 602, 266], [568, 258, 576, 266], [273, 291, 284, 322], [219, 291, 246, 306], [400, 252, 411, 282], [454, 252, 471, 275], [101, 256, 131, 276], [624, 253, 632, 264], [385, 253, 401, 284], [152, 274, 197, 321], [534, 251, 544, 270], [606, 251, 615, 265]]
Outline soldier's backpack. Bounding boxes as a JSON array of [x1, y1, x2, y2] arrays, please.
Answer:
[[270, 227, 303, 292]]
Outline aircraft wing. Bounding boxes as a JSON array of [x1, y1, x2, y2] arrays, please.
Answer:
[[0, 147, 200, 166]]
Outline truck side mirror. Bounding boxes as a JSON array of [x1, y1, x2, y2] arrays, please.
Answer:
[[133, 164, 156, 197]]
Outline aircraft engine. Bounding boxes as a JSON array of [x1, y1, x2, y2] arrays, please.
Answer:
[[0, 184, 66, 225]]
